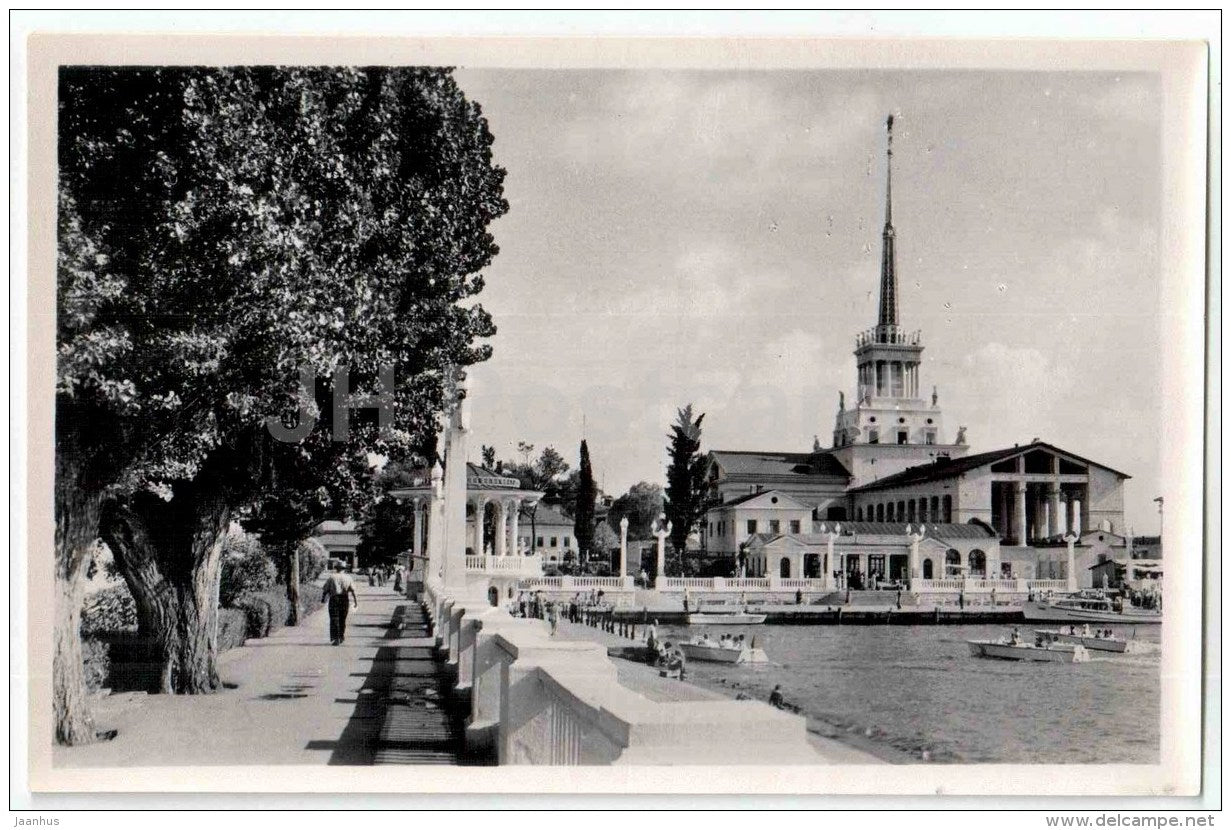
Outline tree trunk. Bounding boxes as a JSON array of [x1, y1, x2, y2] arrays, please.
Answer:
[[53, 466, 103, 745], [286, 546, 301, 626], [101, 483, 231, 695]]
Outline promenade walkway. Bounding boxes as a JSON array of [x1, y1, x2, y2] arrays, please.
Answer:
[[54, 582, 463, 768]]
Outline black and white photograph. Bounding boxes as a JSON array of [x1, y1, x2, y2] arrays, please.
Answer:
[[14, 14, 1215, 811]]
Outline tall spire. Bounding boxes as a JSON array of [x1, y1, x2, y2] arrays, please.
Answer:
[[878, 113, 898, 332]]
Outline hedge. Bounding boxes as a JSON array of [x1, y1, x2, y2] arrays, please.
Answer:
[[80, 583, 137, 636]]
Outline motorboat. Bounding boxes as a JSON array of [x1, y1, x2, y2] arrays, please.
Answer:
[[1023, 591, 1162, 624], [1033, 627, 1132, 653], [678, 637, 769, 664], [967, 631, 1090, 663], [686, 611, 767, 625]]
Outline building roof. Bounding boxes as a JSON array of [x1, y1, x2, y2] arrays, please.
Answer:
[[522, 503, 574, 529], [709, 450, 850, 479], [847, 440, 1130, 494], [714, 489, 812, 510]]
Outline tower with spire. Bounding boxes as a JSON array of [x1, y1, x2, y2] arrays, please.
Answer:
[[830, 114, 967, 486]]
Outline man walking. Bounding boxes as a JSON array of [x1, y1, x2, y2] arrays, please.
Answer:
[[322, 562, 358, 645]]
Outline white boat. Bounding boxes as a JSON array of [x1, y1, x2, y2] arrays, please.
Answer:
[[1024, 592, 1162, 625], [678, 639, 769, 664], [967, 638, 1090, 663], [686, 611, 767, 625], [1033, 628, 1131, 653]]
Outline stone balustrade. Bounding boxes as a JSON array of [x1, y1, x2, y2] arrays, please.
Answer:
[[424, 581, 818, 766], [465, 553, 544, 576], [658, 576, 828, 593], [516, 575, 637, 607], [1027, 579, 1071, 593]]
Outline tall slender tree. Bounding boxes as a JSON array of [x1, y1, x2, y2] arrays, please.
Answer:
[[664, 405, 708, 572], [573, 440, 597, 566]]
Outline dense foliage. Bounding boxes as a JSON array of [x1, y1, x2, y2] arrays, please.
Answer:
[[573, 440, 597, 563], [607, 482, 665, 541], [55, 65, 506, 741]]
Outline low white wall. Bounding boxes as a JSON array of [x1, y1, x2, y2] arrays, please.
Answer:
[[428, 581, 818, 765]]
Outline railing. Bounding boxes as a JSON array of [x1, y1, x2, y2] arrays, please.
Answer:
[[724, 578, 772, 590], [966, 579, 1019, 592], [658, 577, 829, 593], [912, 578, 966, 592], [465, 554, 544, 576], [1027, 579, 1070, 593], [518, 575, 635, 591]]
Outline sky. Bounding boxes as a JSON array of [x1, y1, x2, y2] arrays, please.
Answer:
[[451, 68, 1164, 533]]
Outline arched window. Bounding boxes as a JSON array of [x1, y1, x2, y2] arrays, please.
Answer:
[[897, 501, 906, 522], [857, 506, 864, 521], [922, 558, 934, 579], [931, 496, 940, 521], [487, 586, 499, 607], [942, 495, 953, 523], [908, 499, 916, 523], [919, 498, 929, 523], [779, 557, 791, 579], [945, 549, 961, 575], [876, 503, 885, 522], [968, 549, 986, 576]]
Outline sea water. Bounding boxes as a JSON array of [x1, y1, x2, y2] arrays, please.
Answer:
[[658, 623, 1161, 763]]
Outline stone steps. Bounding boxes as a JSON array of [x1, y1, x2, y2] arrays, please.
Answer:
[[371, 603, 489, 766]]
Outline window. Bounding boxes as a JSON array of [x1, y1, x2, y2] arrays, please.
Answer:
[[746, 519, 758, 534], [536, 536, 544, 548], [563, 537, 570, 548], [869, 430, 879, 444], [924, 431, 935, 445], [897, 430, 908, 444], [770, 520, 781, 534], [550, 537, 558, 548], [790, 520, 801, 534]]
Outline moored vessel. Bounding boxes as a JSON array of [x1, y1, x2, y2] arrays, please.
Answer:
[[686, 611, 767, 625], [678, 636, 769, 664], [1024, 591, 1161, 625]]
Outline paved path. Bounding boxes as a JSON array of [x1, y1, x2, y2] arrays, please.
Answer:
[[55, 583, 427, 767]]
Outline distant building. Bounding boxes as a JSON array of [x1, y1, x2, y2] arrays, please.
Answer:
[[518, 503, 576, 565], [701, 115, 1135, 588], [312, 520, 360, 569]]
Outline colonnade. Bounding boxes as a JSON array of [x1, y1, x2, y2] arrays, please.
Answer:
[[409, 494, 538, 562]]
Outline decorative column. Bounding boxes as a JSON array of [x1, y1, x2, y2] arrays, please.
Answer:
[[652, 514, 672, 586], [1071, 497, 1083, 536], [412, 500, 425, 563], [470, 497, 486, 557], [1049, 487, 1062, 537], [427, 461, 445, 587], [906, 523, 924, 588], [1064, 532, 1078, 593], [1014, 481, 1028, 546], [619, 516, 629, 579], [441, 378, 471, 594], [823, 528, 839, 591], [508, 498, 521, 557], [495, 499, 508, 557]]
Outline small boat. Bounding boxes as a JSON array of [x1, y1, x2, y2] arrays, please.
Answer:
[[678, 638, 769, 664], [1033, 628, 1131, 653], [967, 632, 1090, 663], [1024, 592, 1162, 624], [686, 611, 767, 625]]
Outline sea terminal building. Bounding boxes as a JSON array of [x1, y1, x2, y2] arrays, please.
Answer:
[[700, 116, 1134, 593]]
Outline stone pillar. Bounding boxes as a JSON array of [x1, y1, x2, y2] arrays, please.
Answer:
[[442, 383, 471, 594], [1014, 481, 1027, 546], [509, 499, 521, 556], [906, 524, 924, 587], [652, 515, 671, 585], [1049, 487, 1062, 537], [1064, 532, 1078, 593], [824, 532, 836, 591], [412, 500, 425, 561], [495, 499, 508, 557], [427, 461, 445, 587], [1072, 497, 1083, 536], [470, 497, 486, 557], [619, 517, 629, 578]]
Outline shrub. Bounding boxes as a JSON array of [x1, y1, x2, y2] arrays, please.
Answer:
[[297, 537, 329, 584], [220, 530, 278, 607], [217, 608, 248, 653], [233, 589, 292, 639], [80, 583, 138, 635]]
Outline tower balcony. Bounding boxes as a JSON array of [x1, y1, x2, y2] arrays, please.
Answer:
[[855, 325, 922, 349]]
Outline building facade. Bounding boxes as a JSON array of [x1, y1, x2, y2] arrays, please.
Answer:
[[702, 115, 1133, 591]]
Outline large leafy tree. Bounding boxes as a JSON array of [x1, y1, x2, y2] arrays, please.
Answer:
[[607, 482, 665, 541], [573, 440, 597, 565], [56, 66, 505, 743], [664, 405, 708, 566]]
